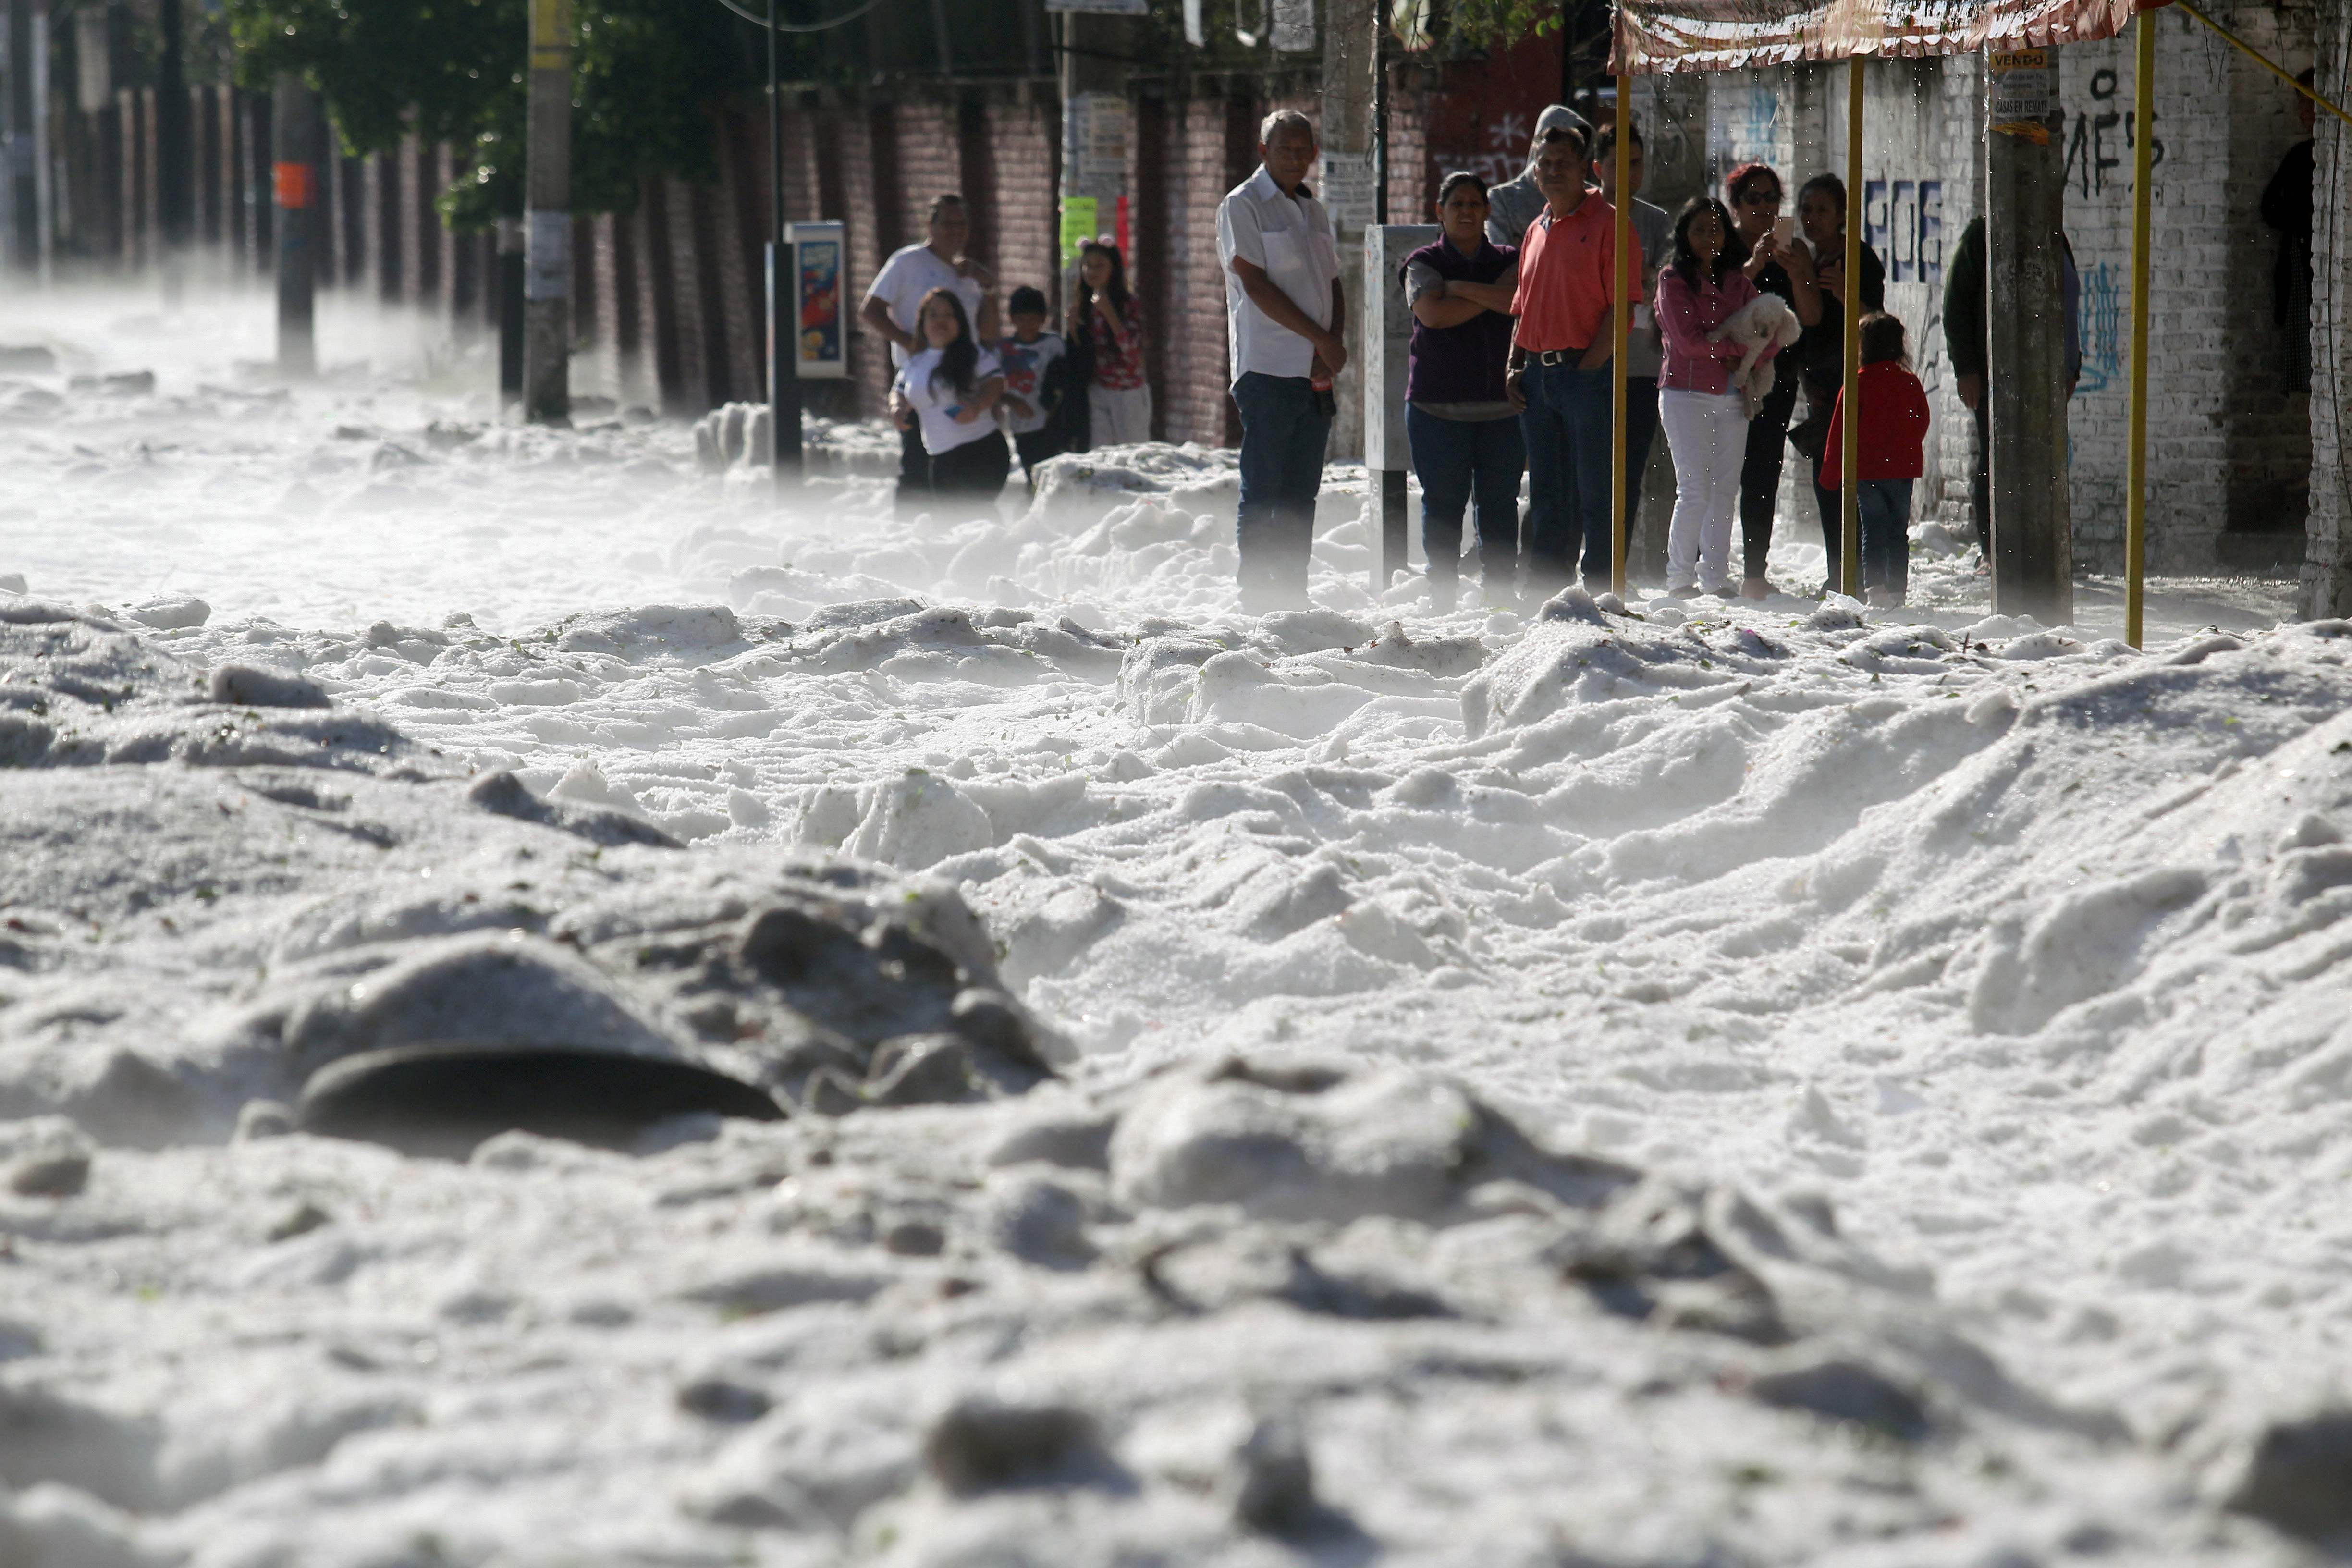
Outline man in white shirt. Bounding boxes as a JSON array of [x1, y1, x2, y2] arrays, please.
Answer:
[[1216, 109, 1346, 612], [860, 194, 998, 517]]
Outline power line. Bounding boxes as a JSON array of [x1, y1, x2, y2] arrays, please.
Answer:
[[710, 0, 885, 34]]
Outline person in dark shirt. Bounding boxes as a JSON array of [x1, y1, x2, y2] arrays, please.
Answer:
[[1725, 162, 1819, 597], [1403, 172, 1522, 610], [2261, 69, 2317, 394], [1943, 216, 2084, 564], [1784, 173, 1886, 588]]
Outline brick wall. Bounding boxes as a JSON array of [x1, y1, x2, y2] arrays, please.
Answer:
[[1151, 93, 1262, 447], [990, 97, 1063, 341], [2060, 16, 2227, 572], [2220, 0, 2317, 552]]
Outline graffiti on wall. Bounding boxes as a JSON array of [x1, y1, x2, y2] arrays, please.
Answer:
[[2064, 67, 2164, 200], [1862, 178, 1944, 286], [2075, 256, 2126, 395], [1706, 79, 1781, 188], [1426, 30, 1563, 204]]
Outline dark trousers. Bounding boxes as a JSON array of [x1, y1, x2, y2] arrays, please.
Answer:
[[894, 420, 930, 518], [1233, 371, 1331, 605], [1813, 475, 1847, 592], [1014, 427, 1063, 491], [929, 429, 1011, 504], [1620, 376, 1661, 551], [1858, 478, 1913, 600], [1738, 370, 1800, 581], [1407, 404, 1524, 596], [1518, 359, 1614, 589], [1972, 399, 1991, 558]]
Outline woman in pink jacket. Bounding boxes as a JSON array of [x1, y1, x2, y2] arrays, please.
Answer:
[[1654, 197, 1782, 598]]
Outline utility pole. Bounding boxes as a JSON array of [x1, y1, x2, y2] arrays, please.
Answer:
[[522, 0, 571, 423], [1321, 0, 1376, 462], [29, 0, 47, 282], [1985, 45, 2072, 624], [156, 0, 190, 296], [271, 73, 315, 377], [5, 0, 33, 272], [497, 215, 523, 406], [766, 0, 800, 484]]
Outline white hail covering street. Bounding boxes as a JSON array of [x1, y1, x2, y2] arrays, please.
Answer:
[[0, 288, 2345, 1567]]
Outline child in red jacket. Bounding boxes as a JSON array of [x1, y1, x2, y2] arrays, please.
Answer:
[[1820, 311, 1932, 607]]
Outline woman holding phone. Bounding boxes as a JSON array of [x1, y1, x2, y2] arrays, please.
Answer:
[[1726, 163, 1819, 599], [1789, 172, 1886, 590]]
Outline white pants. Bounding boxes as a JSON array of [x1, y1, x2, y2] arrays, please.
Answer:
[[1658, 388, 1750, 593], [1089, 382, 1153, 447]]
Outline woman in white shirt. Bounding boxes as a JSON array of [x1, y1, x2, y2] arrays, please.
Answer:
[[888, 287, 1010, 509]]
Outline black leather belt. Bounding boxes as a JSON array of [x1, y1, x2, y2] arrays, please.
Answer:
[[1530, 348, 1589, 366]]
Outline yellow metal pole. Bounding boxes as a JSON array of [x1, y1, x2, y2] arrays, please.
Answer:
[[1612, 75, 1632, 600], [1840, 53, 1863, 599], [2125, 14, 2154, 648]]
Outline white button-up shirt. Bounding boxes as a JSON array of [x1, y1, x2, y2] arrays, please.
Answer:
[[863, 242, 986, 371], [1216, 165, 1341, 384]]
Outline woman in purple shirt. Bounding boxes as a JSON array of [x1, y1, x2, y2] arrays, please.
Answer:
[[1654, 197, 1779, 599], [1403, 172, 1522, 611]]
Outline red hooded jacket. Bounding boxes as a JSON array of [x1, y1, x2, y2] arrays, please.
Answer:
[[1819, 360, 1931, 487]]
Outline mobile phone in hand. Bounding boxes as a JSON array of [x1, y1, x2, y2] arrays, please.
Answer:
[[1772, 216, 1798, 247]]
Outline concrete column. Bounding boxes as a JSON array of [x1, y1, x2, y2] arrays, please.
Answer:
[[1322, 0, 1376, 462], [522, 0, 571, 422], [1985, 45, 2072, 624], [2305, 5, 2352, 618], [7, 0, 36, 271]]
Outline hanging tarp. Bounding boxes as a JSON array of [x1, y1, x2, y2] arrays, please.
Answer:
[[1612, 0, 2166, 74]]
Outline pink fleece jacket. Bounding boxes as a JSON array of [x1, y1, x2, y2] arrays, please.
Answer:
[[1654, 266, 1776, 395]]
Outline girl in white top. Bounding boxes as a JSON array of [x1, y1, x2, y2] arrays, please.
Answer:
[[889, 287, 1011, 511]]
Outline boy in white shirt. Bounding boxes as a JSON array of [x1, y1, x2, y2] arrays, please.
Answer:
[[996, 285, 1069, 491]]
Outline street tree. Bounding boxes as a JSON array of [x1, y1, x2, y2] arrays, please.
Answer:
[[226, 0, 754, 230]]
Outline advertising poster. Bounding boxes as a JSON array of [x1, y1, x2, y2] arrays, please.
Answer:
[[785, 221, 847, 380]]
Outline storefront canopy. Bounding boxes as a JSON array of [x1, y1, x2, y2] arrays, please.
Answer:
[[1611, 0, 2166, 74]]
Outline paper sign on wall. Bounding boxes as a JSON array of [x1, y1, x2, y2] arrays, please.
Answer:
[[1991, 49, 2056, 143], [1271, 0, 1315, 50], [1317, 151, 1377, 236], [1060, 198, 1099, 269]]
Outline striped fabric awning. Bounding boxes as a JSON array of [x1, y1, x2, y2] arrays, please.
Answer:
[[1611, 0, 2166, 73]]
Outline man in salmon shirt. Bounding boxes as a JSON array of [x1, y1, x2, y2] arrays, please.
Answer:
[[1506, 123, 1638, 597]]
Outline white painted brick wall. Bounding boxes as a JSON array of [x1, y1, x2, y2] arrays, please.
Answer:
[[1708, 11, 2317, 579]]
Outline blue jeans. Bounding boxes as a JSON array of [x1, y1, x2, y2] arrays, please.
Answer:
[[1859, 478, 1912, 600], [1406, 404, 1524, 595], [1519, 359, 1614, 589], [1815, 476, 1913, 599], [1232, 371, 1332, 604]]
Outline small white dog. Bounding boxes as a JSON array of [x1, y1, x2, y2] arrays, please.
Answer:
[[1706, 291, 1803, 419]]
